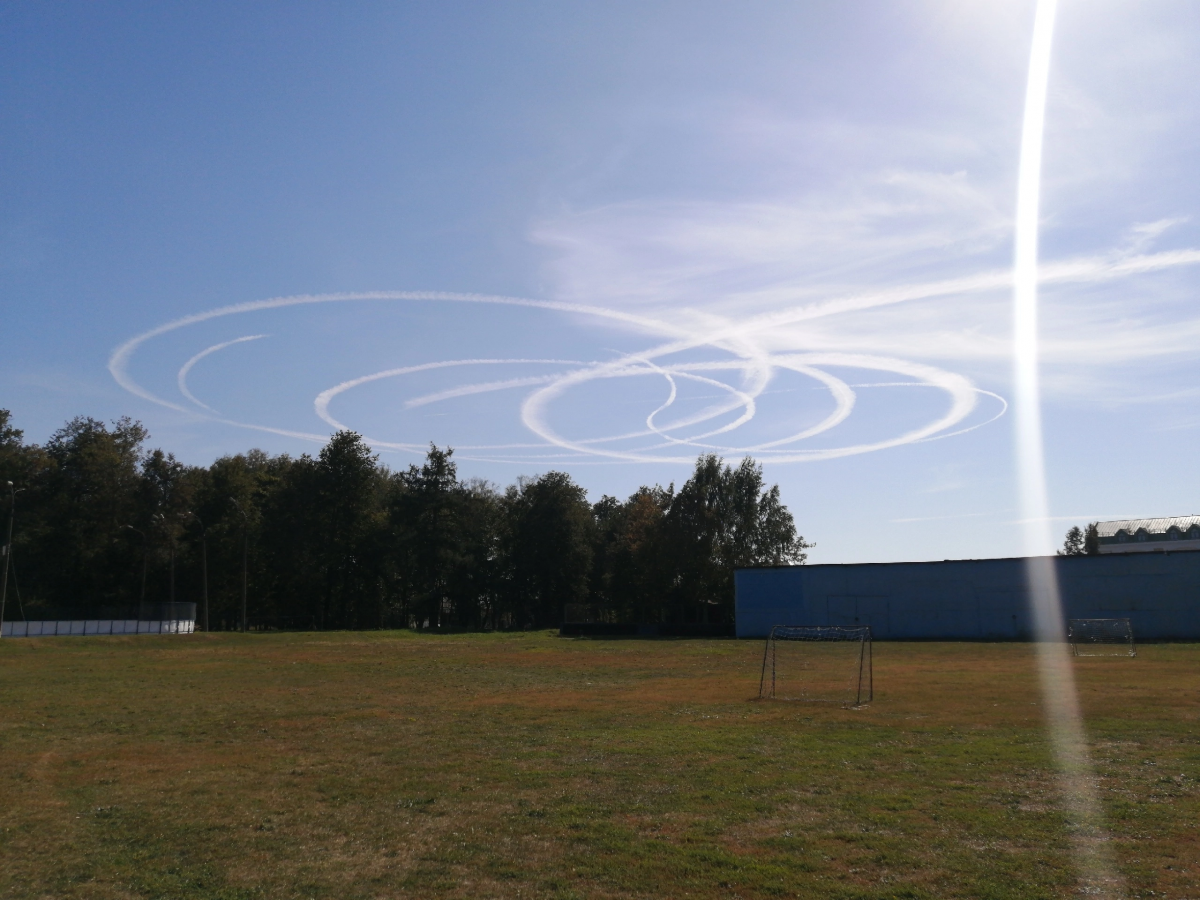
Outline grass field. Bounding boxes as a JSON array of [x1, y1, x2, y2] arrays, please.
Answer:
[[2, 632, 1198, 899]]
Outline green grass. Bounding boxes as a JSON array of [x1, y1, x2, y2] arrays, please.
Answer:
[[1, 632, 1198, 898]]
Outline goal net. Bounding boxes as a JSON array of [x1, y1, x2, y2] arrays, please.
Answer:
[[759, 625, 873, 707], [1068, 618, 1136, 657]]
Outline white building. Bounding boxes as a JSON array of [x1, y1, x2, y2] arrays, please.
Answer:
[[1096, 516, 1200, 554]]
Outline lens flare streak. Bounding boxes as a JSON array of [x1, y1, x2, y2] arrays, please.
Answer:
[[1013, 1, 1124, 895]]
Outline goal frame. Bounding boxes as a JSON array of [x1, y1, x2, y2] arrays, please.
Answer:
[[1067, 617, 1136, 657], [758, 624, 873, 707]]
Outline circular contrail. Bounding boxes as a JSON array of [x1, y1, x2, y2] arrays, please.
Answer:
[[177, 335, 268, 413], [108, 237, 1200, 468]]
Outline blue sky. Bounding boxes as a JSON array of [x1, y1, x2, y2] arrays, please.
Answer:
[[3, 1, 1200, 563]]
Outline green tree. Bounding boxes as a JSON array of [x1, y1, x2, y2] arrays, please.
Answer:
[[663, 455, 729, 623], [138, 449, 197, 610], [387, 448, 504, 631], [393, 445, 465, 629], [1060, 526, 1085, 556], [0, 409, 24, 482], [3, 410, 815, 633], [448, 478, 503, 629], [502, 471, 594, 628], [196, 449, 283, 629], [591, 486, 673, 624], [0, 410, 35, 622], [31, 417, 149, 617], [664, 455, 809, 624], [312, 431, 386, 628]]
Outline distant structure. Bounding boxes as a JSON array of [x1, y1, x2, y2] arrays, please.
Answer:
[[1, 602, 197, 639], [1096, 516, 1200, 554], [735, 552, 1200, 640]]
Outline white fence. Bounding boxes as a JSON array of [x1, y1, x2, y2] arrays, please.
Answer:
[[2, 619, 195, 637]]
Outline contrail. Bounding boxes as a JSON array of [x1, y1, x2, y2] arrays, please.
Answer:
[[108, 290, 683, 413], [313, 358, 585, 438], [107, 231, 1200, 464], [519, 351, 977, 463], [722, 246, 1200, 341], [639, 360, 856, 452], [404, 376, 571, 411], [177, 335, 268, 412], [640, 365, 760, 446], [1012, 1, 1124, 896], [912, 389, 1008, 443]]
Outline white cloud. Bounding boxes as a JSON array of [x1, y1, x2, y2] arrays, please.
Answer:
[[533, 168, 1012, 315], [532, 166, 1200, 405]]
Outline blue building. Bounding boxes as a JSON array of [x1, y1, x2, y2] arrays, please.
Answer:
[[734, 551, 1200, 640]]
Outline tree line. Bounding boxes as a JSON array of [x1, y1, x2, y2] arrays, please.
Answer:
[[0, 410, 809, 630]]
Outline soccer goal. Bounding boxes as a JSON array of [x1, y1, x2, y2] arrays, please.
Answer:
[[1068, 618, 1136, 657], [758, 625, 873, 707]]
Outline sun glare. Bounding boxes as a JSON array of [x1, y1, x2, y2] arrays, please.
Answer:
[[1013, 1, 1124, 895]]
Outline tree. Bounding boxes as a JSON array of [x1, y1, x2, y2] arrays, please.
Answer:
[[312, 431, 386, 629], [502, 471, 594, 628], [1059, 525, 1085, 556], [448, 478, 502, 629], [139, 449, 195, 609], [598, 486, 672, 624], [198, 449, 277, 629], [3, 409, 815, 631], [663, 455, 728, 622], [0, 409, 38, 496], [1059, 523, 1100, 557], [0, 410, 19, 443], [393, 445, 466, 630], [663, 455, 810, 624], [588, 494, 624, 611], [33, 417, 150, 617]]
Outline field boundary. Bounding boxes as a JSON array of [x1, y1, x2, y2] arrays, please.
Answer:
[[2, 619, 195, 637]]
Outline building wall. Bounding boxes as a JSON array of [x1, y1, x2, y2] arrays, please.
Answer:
[[734, 552, 1200, 639], [1099, 538, 1200, 555]]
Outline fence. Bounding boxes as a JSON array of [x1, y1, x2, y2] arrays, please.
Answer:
[[2, 619, 195, 637]]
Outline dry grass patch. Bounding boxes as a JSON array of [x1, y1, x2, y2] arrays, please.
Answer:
[[1, 633, 1198, 898]]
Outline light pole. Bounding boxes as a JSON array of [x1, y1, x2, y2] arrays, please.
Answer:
[[230, 498, 249, 633], [0, 482, 17, 637], [185, 511, 208, 632], [121, 524, 148, 618], [154, 513, 176, 611]]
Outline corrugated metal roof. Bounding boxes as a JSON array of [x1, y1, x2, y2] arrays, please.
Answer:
[[1096, 516, 1200, 538]]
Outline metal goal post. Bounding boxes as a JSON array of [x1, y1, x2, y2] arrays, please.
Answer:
[[758, 624, 873, 707]]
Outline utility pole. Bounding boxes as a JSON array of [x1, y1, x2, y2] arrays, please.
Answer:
[[154, 511, 177, 619], [0, 482, 15, 637], [231, 499, 249, 633], [121, 524, 148, 618], [155, 513, 176, 611], [241, 527, 247, 632], [186, 511, 208, 632]]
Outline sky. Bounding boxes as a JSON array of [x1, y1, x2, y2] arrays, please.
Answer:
[[3, 0, 1200, 564]]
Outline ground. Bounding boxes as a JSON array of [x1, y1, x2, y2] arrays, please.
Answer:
[[1, 632, 1198, 899]]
